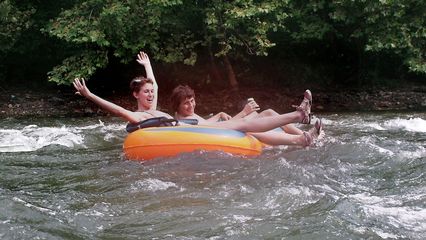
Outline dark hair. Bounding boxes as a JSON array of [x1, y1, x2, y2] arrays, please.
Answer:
[[130, 77, 153, 93], [170, 85, 195, 112]]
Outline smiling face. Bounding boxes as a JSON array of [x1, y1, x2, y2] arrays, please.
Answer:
[[170, 85, 196, 117], [133, 82, 155, 110], [177, 96, 196, 117]]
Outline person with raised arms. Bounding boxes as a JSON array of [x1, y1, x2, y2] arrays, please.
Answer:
[[73, 51, 321, 146], [73, 51, 172, 123]]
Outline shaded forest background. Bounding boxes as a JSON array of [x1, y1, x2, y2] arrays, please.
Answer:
[[1, 0, 425, 98]]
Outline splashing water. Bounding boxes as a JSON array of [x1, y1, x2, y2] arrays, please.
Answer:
[[0, 119, 125, 152], [0, 112, 425, 239], [384, 117, 426, 132]]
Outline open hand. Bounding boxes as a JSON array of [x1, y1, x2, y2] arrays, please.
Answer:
[[136, 51, 151, 66], [243, 98, 260, 116], [73, 78, 91, 98]]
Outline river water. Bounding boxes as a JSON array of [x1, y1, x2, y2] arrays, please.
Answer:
[[0, 112, 425, 239]]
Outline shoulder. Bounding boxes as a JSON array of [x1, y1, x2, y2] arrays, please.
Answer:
[[194, 113, 205, 119]]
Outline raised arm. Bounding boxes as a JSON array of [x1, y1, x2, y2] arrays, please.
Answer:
[[136, 51, 158, 110], [73, 78, 142, 123]]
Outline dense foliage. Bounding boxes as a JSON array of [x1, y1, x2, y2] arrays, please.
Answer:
[[1, 0, 425, 88], [0, 0, 33, 82]]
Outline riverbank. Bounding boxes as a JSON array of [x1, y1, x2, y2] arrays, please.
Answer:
[[1, 85, 425, 118]]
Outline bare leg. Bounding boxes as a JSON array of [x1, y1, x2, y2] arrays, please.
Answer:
[[249, 118, 323, 146], [243, 111, 259, 119], [204, 90, 311, 133], [282, 124, 304, 135], [256, 109, 304, 135], [250, 131, 306, 146], [239, 89, 311, 134], [209, 111, 303, 132]]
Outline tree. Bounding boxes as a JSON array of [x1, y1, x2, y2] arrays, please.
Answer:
[[45, 0, 290, 89], [0, 0, 34, 54], [202, 0, 288, 90], [46, 0, 202, 85], [5, 0, 423, 88], [0, 0, 34, 81], [279, 0, 426, 83]]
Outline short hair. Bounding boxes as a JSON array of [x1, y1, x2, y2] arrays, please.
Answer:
[[129, 77, 153, 93], [170, 85, 195, 112]]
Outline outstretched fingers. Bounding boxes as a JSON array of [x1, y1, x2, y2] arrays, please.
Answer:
[[243, 99, 260, 115], [81, 78, 87, 88], [136, 51, 150, 65], [73, 78, 90, 97], [73, 78, 82, 95], [250, 100, 260, 111]]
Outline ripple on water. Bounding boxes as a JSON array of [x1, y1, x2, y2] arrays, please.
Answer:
[[0, 113, 425, 239]]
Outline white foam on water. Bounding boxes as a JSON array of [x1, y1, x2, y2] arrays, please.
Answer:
[[232, 214, 252, 223], [350, 225, 402, 239], [285, 186, 314, 197], [238, 184, 255, 194], [370, 144, 395, 156], [265, 185, 318, 212], [0, 121, 125, 153], [384, 117, 426, 132], [358, 136, 395, 156], [365, 123, 386, 130], [75, 120, 105, 130], [131, 178, 180, 192], [371, 227, 400, 239], [365, 205, 426, 232], [316, 117, 333, 125], [0, 125, 84, 152], [12, 197, 57, 216], [351, 193, 426, 232], [397, 146, 426, 159]]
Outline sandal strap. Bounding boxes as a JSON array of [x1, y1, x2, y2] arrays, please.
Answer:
[[293, 102, 312, 124], [315, 118, 323, 135], [303, 131, 313, 147], [293, 90, 312, 124]]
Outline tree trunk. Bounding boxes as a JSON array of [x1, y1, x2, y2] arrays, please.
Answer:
[[223, 55, 239, 91], [208, 47, 224, 84]]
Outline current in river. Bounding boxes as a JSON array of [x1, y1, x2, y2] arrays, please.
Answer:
[[0, 112, 425, 239]]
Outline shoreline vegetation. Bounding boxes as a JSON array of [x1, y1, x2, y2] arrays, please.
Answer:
[[2, 1, 425, 120], [1, 84, 425, 119]]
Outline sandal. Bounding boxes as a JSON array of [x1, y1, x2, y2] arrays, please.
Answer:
[[303, 131, 313, 147], [293, 89, 312, 124], [313, 118, 323, 137], [302, 118, 323, 147]]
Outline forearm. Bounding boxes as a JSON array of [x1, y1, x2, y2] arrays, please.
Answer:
[[232, 110, 247, 119], [144, 63, 158, 109], [233, 100, 259, 119], [206, 113, 224, 122], [86, 93, 139, 123], [144, 64, 155, 82]]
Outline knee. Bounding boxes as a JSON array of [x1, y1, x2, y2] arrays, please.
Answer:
[[260, 109, 278, 117]]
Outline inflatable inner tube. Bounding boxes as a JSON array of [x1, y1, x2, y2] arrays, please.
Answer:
[[123, 125, 263, 161]]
